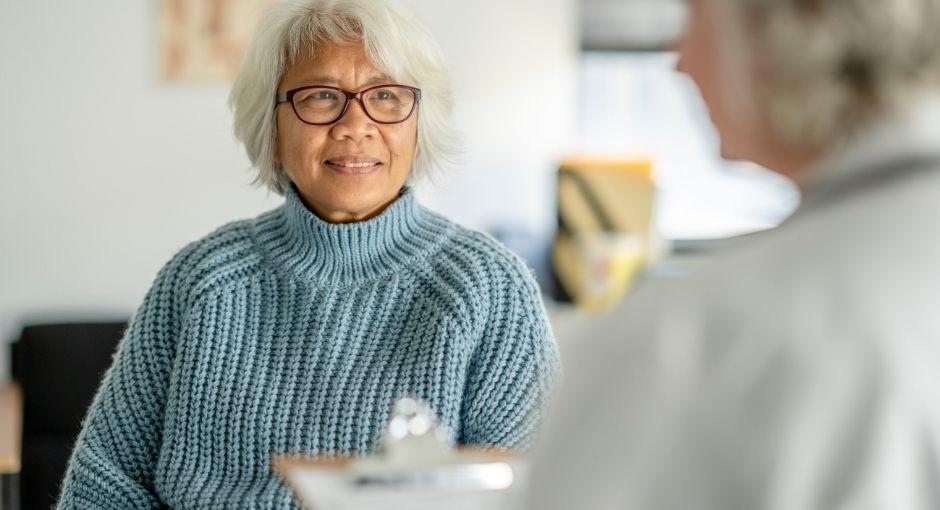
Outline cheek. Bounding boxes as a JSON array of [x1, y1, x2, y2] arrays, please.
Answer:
[[277, 114, 328, 166], [275, 111, 304, 164], [385, 123, 418, 163], [685, 29, 724, 112], [684, 28, 755, 153]]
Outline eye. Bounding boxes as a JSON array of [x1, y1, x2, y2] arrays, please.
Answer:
[[295, 88, 341, 105], [311, 90, 338, 100], [374, 90, 397, 101]]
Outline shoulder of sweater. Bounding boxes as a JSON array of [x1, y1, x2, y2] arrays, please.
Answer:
[[158, 216, 265, 309], [429, 222, 543, 306], [436, 226, 556, 367]]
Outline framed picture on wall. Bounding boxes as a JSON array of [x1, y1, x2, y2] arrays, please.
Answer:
[[159, 0, 275, 82]]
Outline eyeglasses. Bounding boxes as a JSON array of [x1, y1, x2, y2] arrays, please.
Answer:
[[275, 84, 421, 125]]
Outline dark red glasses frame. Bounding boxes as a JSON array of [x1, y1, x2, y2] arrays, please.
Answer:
[[275, 84, 422, 125]]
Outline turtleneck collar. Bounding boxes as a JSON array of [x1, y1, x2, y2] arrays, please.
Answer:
[[255, 183, 453, 287]]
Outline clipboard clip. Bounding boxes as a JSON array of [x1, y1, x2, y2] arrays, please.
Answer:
[[348, 396, 514, 490]]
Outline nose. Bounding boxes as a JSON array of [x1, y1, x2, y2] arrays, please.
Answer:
[[672, 5, 692, 74], [675, 48, 688, 74], [329, 98, 378, 142]]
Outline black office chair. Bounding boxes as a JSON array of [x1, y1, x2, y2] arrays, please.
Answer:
[[10, 321, 127, 510]]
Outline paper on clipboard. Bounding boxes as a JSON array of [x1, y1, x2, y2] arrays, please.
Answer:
[[273, 397, 527, 510], [274, 452, 526, 510]]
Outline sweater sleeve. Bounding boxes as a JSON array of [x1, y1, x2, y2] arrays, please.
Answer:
[[458, 265, 560, 451], [56, 254, 186, 509]]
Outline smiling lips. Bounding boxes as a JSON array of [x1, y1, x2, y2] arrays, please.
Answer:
[[324, 155, 383, 175]]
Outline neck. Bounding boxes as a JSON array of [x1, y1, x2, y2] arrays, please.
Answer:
[[295, 188, 404, 224], [746, 140, 823, 191], [769, 152, 824, 191]]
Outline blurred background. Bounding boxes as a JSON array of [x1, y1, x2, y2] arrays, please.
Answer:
[[0, 0, 798, 507]]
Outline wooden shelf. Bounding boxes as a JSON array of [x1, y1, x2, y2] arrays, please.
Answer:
[[0, 384, 22, 474]]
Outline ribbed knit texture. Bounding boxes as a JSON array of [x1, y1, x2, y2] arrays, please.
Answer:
[[55, 185, 558, 509]]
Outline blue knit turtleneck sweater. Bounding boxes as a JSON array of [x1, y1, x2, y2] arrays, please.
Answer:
[[56, 185, 559, 509]]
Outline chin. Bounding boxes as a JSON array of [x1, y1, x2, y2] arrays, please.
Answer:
[[718, 136, 754, 163], [719, 143, 740, 162]]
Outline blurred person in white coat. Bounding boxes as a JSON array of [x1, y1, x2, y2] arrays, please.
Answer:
[[528, 0, 940, 508]]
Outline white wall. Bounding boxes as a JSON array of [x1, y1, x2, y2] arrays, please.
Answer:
[[0, 0, 579, 380], [408, 0, 579, 232]]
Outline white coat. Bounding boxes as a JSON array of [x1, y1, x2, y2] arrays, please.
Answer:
[[528, 94, 940, 510]]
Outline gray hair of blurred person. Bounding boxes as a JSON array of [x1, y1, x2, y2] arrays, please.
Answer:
[[229, 0, 460, 194], [718, 0, 940, 149]]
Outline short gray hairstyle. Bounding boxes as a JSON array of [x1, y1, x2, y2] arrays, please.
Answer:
[[722, 0, 940, 148], [229, 0, 460, 194]]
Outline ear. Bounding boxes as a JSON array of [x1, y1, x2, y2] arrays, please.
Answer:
[[273, 133, 281, 164], [272, 113, 282, 164]]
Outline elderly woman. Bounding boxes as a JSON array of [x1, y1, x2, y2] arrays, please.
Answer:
[[530, 0, 940, 509], [56, 0, 557, 508]]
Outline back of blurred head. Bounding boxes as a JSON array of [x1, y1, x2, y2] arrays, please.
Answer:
[[677, 0, 940, 181]]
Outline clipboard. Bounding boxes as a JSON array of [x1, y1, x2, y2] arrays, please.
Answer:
[[273, 398, 527, 510]]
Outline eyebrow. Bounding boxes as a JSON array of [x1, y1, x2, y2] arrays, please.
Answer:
[[303, 75, 394, 87]]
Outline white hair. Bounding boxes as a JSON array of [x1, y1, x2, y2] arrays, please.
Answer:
[[229, 0, 460, 194], [720, 0, 940, 148]]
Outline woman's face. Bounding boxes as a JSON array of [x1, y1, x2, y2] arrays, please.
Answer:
[[276, 42, 418, 223]]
